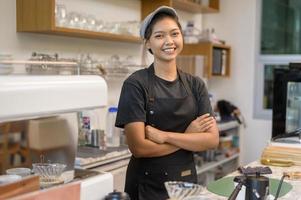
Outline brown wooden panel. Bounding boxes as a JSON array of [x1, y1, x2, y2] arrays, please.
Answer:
[[51, 27, 142, 43], [17, 0, 54, 32], [141, 0, 172, 20], [15, 182, 81, 200], [209, 0, 220, 11], [16, 0, 37, 31], [181, 43, 212, 78], [16, 0, 23, 31], [181, 42, 231, 78], [0, 176, 39, 199], [172, 0, 219, 13], [36, 0, 54, 30]]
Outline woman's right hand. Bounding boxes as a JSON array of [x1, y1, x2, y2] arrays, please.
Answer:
[[185, 113, 215, 133]]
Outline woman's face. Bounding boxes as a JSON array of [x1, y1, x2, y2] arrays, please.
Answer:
[[146, 17, 183, 63]]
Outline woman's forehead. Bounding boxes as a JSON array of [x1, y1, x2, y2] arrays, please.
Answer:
[[152, 18, 180, 32]]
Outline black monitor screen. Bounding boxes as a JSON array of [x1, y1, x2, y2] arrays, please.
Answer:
[[272, 63, 301, 138]]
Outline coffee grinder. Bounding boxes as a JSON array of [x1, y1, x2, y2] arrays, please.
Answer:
[[229, 166, 272, 200]]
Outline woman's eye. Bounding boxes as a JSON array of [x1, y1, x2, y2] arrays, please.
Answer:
[[154, 34, 163, 39], [172, 32, 180, 36]]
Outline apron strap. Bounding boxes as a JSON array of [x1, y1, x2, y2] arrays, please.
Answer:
[[146, 64, 155, 125], [177, 69, 199, 115], [177, 69, 193, 97]]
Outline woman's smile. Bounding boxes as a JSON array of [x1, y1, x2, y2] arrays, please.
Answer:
[[162, 47, 176, 54], [146, 17, 183, 62]]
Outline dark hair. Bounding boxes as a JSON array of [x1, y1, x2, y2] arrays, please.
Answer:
[[144, 12, 183, 54]]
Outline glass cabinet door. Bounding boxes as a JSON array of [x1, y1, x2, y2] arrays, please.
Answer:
[[286, 82, 301, 132]]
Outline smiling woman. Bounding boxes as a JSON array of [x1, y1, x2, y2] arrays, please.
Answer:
[[145, 17, 183, 66], [115, 6, 219, 200]]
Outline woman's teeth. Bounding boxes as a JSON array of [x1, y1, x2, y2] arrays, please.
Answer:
[[163, 48, 175, 53]]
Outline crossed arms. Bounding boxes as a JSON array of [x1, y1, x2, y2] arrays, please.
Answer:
[[124, 114, 219, 158]]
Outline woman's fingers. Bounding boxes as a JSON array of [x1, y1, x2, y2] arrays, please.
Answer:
[[200, 121, 214, 131], [196, 113, 211, 121], [199, 117, 215, 131]]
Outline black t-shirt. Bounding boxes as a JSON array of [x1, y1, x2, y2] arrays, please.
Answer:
[[115, 67, 213, 128]]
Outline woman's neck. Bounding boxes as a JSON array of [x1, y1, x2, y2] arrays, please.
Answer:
[[153, 59, 177, 81]]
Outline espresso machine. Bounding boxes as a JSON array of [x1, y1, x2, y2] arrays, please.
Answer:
[[0, 75, 113, 199]]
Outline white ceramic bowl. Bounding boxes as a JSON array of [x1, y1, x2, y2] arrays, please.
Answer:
[[6, 168, 31, 177], [0, 175, 22, 185]]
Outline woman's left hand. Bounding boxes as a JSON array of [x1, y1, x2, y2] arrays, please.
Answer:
[[185, 113, 215, 133], [145, 125, 167, 144]]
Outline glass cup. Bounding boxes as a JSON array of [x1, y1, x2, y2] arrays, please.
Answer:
[[78, 14, 88, 30], [94, 19, 104, 32], [86, 15, 96, 31], [66, 12, 81, 29], [55, 4, 67, 27]]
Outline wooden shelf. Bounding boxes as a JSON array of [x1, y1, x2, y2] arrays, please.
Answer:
[[141, 0, 219, 19], [50, 27, 141, 43], [172, 0, 219, 13], [16, 0, 141, 44], [181, 42, 231, 78], [17, 0, 218, 43]]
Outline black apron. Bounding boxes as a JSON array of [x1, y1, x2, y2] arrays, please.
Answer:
[[125, 64, 198, 200]]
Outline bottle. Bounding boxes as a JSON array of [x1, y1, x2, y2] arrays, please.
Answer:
[[106, 107, 120, 147], [78, 110, 94, 146], [184, 21, 195, 36], [184, 21, 201, 44]]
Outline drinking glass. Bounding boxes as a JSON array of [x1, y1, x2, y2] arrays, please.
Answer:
[[66, 12, 80, 29], [55, 4, 67, 27], [94, 20, 104, 32], [86, 15, 96, 31]]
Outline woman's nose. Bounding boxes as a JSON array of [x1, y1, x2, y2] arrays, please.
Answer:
[[164, 35, 174, 45]]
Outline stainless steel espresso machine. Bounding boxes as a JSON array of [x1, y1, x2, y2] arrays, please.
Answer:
[[0, 75, 113, 199]]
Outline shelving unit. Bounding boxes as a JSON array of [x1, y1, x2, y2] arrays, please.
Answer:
[[172, 0, 219, 13], [141, 0, 219, 19], [196, 153, 239, 175], [181, 42, 231, 78], [196, 120, 240, 185], [16, 0, 141, 44], [16, 0, 221, 47], [218, 120, 239, 132]]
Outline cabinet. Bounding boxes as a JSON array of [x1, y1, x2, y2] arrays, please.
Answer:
[[181, 43, 231, 78], [16, 0, 141, 43], [16, 0, 221, 49], [141, 0, 219, 19], [195, 120, 240, 186]]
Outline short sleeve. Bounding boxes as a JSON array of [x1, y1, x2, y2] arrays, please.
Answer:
[[193, 77, 214, 116], [115, 79, 147, 128]]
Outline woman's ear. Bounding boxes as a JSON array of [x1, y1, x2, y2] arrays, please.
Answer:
[[145, 39, 151, 50]]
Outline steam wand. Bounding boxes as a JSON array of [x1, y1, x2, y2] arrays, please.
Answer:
[[228, 176, 246, 200]]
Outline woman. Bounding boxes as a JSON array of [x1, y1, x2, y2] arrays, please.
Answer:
[[115, 6, 219, 200]]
